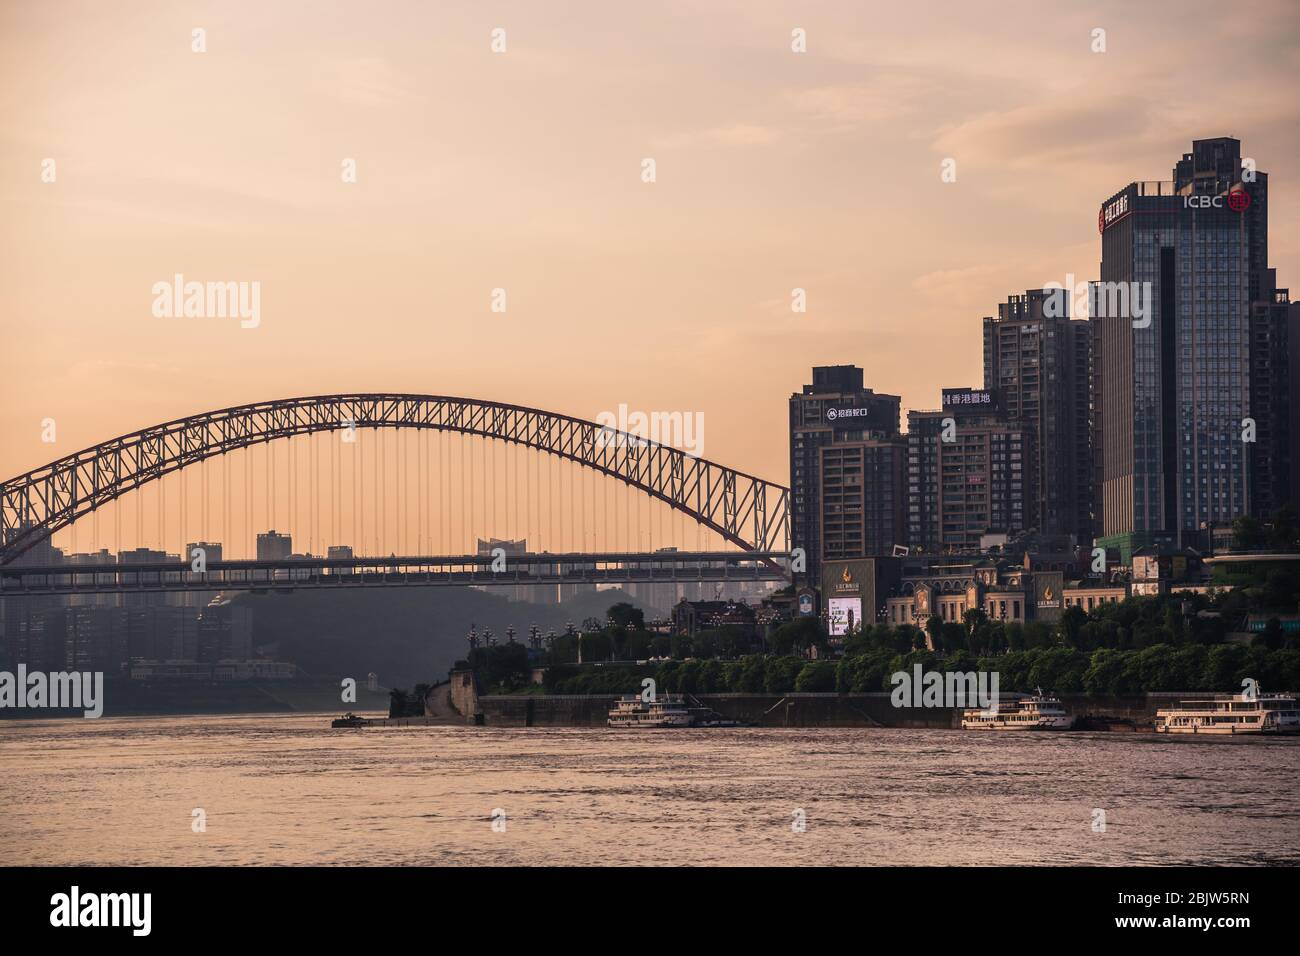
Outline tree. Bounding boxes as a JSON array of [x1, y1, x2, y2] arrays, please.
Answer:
[[734, 655, 768, 692], [984, 621, 1008, 654], [962, 607, 989, 640], [1082, 648, 1128, 696], [1024, 621, 1053, 649], [692, 630, 725, 660], [771, 617, 827, 657], [697, 659, 723, 692], [939, 622, 968, 653], [1202, 644, 1248, 691], [412, 682, 431, 713], [1158, 604, 1182, 644], [1268, 504, 1297, 550], [1256, 617, 1285, 651], [469, 642, 532, 690], [835, 649, 896, 692], [676, 659, 703, 693], [763, 656, 804, 693], [1232, 515, 1265, 550], [716, 625, 752, 659], [576, 631, 612, 663], [886, 624, 916, 654], [388, 687, 410, 718], [606, 602, 645, 630], [1005, 622, 1026, 652], [794, 661, 836, 692], [1057, 606, 1086, 648], [841, 630, 875, 658], [1262, 568, 1299, 611]]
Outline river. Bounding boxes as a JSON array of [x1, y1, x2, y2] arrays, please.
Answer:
[[2, 714, 1297, 866]]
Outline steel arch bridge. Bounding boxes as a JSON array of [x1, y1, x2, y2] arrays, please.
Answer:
[[0, 394, 790, 566]]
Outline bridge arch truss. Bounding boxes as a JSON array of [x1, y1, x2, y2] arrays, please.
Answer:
[[0, 394, 790, 565]]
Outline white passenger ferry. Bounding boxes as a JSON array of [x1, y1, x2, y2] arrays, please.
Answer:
[[961, 691, 1075, 730], [1155, 689, 1300, 735], [607, 694, 693, 728]]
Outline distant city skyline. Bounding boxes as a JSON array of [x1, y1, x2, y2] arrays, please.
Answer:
[[3, 0, 1298, 502]]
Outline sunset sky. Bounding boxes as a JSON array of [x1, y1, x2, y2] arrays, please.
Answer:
[[3, 0, 1298, 547]]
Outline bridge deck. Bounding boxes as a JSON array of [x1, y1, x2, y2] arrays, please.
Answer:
[[0, 551, 790, 596]]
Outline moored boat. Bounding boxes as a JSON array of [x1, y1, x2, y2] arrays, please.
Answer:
[[1155, 688, 1300, 735], [607, 694, 693, 728], [961, 691, 1075, 730]]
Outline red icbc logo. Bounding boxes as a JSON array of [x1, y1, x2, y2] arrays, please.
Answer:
[[1183, 189, 1251, 213]]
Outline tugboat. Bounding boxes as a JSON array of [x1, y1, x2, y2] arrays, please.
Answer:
[[1155, 688, 1300, 735], [961, 689, 1075, 730]]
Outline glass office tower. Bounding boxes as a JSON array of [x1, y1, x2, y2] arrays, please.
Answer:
[[1095, 137, 1274, 560]]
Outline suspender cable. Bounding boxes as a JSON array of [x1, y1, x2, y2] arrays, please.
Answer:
[[180, 464, 187, 557], [352, 431, 358, 556], [396, 428, 402, 555]]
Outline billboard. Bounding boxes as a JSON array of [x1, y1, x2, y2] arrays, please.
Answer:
[[828, 597, 862, 636], [824, 403, 893, 432], [797, 590, 816, 617], [941, 388, 999, 415], [1033, 571, 1065, 622], [821, 558, 902, 637]]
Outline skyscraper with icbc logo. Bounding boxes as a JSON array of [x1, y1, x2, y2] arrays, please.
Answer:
[[1094, 137, 1291, 561]]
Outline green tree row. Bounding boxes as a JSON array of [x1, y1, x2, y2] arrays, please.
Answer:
[[539, 644, 1300, 697]]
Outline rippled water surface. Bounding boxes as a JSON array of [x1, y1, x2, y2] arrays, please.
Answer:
[[2, 714, 1297, 865]]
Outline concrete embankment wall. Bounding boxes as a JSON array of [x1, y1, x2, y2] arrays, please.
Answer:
[[447, 668, 480, 722], [475, 692, 1163, 728], [1060, 694, 1151, 721], [0, 677, 392, 720], [697, 694, 956, 728]]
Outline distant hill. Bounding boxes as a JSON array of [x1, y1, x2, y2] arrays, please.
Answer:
[[233, 586, 662, 688]]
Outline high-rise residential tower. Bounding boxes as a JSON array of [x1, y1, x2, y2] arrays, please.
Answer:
[[819, 437, 908, 562], [1249, 275, 1292, 520], [789, 366, 900, 582], [906, 389, 1033, 554], [982, 289, 1092, 542]]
